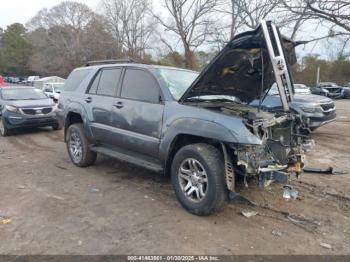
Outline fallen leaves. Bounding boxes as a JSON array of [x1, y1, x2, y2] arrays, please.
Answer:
[[1, 218, 12, 225]]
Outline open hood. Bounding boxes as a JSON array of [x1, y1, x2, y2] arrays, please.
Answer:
[[179, 22, 297, 104]]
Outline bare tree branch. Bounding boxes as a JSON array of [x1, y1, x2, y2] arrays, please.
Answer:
[[152, 0, 218, 69]]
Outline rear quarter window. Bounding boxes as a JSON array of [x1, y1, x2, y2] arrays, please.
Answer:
[[65, 69, 92, 92]]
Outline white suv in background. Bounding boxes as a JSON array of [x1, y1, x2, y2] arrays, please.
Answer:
[[43, 82, 65, 102], [26, 76, 40, 86]]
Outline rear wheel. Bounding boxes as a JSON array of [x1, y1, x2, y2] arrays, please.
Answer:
[[0, 118, 11, 136], [66, 123, 97, 167], [171, 143, 227, 216]]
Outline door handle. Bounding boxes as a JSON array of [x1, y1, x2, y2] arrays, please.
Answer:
[[85, 97, 92, 103], [114, 101, 124, 109]]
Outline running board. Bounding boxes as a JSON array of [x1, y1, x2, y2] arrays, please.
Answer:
[[90, 146, 164, 173]]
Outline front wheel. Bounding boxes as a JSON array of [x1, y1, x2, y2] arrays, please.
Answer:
[[171, 143, 227, 216], [0, 118, 11, 136], [66, 123, 97, 167]]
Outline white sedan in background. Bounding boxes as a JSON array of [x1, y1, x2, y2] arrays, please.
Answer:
[[294, 84, 311, 95]]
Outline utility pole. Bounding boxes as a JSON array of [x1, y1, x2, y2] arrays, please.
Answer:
[[316, 66, 320, 86]]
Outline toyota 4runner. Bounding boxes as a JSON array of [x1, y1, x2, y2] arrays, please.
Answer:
[[59, 21, 306, 215]]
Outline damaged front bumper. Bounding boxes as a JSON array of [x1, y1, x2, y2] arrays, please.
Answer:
[[225, 142, 304, 192]]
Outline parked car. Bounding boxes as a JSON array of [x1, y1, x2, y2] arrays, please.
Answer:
[[250, 84, 336, 132], [342, 83, 350, 99], [311, 82, 344, 99], [293, 84, 311, 95], [18, 77, 28, 85], [0, 86, 62, 136], [59, 22, 306, 215], [42, 82, 65, 102], [26, 76, 40, 86], [8, 77, 20, 84]]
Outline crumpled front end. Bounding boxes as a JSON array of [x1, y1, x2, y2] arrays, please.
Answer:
[[228, 112, 305, 187]]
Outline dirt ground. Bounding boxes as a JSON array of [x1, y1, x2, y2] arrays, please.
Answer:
[[0, 100, 349, 255]]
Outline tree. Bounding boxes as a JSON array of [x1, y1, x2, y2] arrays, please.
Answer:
[[153, 0, 218, 70], [234, 0, 280, 29], [0, 23, 32, 75], [28, 2, 121, 77], [158, 51, 185, 67], [293, 54, 350, 86], [27, 1, 120, 77], [211, 0, 280, 49], [281, 0, 350, 47], [100, 0, 156, 59]]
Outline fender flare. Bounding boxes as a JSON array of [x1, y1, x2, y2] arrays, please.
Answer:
[[159, 118, 239, 165], [64, 102, 95, 142]]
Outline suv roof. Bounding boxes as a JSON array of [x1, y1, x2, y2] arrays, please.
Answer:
[[76, 62, 197, 73], [85, 59, 139, 66]]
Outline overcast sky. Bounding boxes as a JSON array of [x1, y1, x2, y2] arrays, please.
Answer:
[[0, 0, 98, 28], [0, 0, 344, 59]]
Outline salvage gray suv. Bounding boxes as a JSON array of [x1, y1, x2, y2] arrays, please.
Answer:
[[60, 22, 306, 215]]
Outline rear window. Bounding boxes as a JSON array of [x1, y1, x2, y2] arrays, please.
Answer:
[[65, 69, 92, 91]]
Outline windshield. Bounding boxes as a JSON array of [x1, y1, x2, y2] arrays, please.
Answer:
[[268, 84, 279, 96], [158, 68, 199, 100], [2, 88, 47, 100], [52, 83, 65, 92]]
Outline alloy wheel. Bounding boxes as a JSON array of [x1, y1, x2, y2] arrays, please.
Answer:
[[0, 119, 5, 136], [178, 158, 208, 202], [69, 131, 83, 163]]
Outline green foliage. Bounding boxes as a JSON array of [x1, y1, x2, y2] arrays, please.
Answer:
[[294, 55, 350, 86], [158, 51, 216, 71], [158, 51, 186, 68], [0, 23, 32, 75]]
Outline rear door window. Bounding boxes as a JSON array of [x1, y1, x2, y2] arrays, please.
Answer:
[[96, 68, 122, 97], [88, 71, 101, 94], [121, 69, 160, 103]]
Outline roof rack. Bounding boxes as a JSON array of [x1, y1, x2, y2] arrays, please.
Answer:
[[85, 59, 139, 67]]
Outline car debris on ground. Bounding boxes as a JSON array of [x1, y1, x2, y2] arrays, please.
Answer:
[[241, 210, 258, 218], [319, 243, 332, 250], [303, 167, 348, 175]]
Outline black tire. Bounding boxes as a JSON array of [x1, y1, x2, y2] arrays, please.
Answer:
[[66, 123, 97, 167], [52, 122, 63, 130], [171, 143, 227, 216], [0, 118, 11, 136]]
